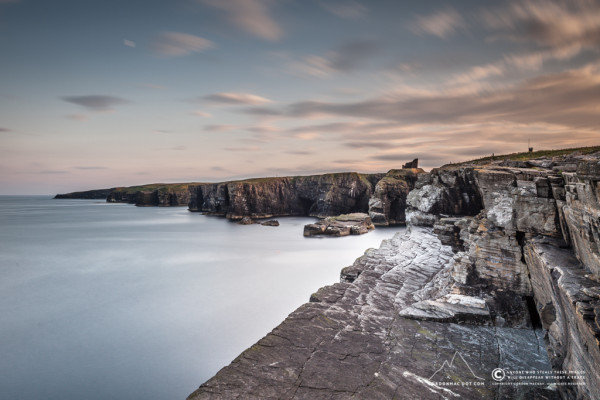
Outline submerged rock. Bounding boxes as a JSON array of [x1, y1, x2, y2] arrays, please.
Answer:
[[303, 213, 375, 237]]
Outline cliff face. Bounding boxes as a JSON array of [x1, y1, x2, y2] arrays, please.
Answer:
[[188, 152, 600, 400], [106, 184, 193, 207], [55, 169, 423, 225], [188, 171, 422, 221], [368, 168, 424, 225], [403, 153, 600, 399]]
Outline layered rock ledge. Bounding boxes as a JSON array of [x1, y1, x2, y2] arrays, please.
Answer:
[[188, 229, 556, 400]]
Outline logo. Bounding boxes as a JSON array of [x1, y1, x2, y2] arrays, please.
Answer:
[[429, 351, 485, 381], [492, 368, 506, 381]]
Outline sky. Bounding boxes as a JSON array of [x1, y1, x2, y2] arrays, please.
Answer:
[[1, 0, 599, 194]]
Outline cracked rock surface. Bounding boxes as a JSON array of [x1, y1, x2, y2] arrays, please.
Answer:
[[188, 229, 556, 400]]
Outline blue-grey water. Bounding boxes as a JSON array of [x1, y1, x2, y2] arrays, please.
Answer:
[[0, 196, 403, 400]]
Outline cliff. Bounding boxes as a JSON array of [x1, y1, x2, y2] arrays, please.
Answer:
[[188, 170, 423, 221], [54, 169, 424, 222], [54, 188, 115, 199], [188, 150, 600, 400], [106, 183, 197, 207], [56, 183, 200, 206]]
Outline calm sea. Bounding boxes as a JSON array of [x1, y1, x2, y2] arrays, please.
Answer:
[[0, 196, 403, 400]]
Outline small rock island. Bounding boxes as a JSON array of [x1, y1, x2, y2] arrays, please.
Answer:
[[303, 213, 375, 237]]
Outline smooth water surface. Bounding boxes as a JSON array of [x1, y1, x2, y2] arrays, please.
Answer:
[[0, 196, 404, 399]]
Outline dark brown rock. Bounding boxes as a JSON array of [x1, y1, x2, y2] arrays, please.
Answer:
[[402, 158, 419, 168]]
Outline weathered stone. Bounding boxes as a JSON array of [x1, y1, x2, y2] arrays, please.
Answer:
[[188, 152, 600, 400], [303, 213, 374, 237], [367, 169, 423, 226], [524, 239, 600, 400], [188, 229, 557, 400]]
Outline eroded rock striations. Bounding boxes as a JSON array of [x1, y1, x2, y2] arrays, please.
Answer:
[[189, 152, 600, 400], [189, 229, 556, 399]]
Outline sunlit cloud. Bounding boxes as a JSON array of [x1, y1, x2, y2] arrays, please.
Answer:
[[203, 92, 272, 105], [198, 0, 283, 41], [123, 39, 136, 48], [409, 8, 466, 39], [247, 62, 600, 130], [152, 31, 214, 57], [62, 95, 130, 112]]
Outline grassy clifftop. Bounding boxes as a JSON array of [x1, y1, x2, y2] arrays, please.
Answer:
[[445, 145, 600, 167]]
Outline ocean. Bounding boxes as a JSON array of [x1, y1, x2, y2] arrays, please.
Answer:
[[0, 196, 403, 400]]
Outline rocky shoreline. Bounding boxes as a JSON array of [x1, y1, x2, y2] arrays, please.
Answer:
[[54, 151, 600, 399], [188, 152, 600, 400]]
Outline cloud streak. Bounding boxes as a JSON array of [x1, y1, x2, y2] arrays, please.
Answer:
[[409, 8, 465, 39], [62, 95, 130, 111], [321, 1, 367, 19], [152, 32, 214, 56], [288, 40, 379, 78], [244, 62, 600, 129], [482, 0, 600, 49], [198, 0, 283, 41], [203, 92, 272, 105]]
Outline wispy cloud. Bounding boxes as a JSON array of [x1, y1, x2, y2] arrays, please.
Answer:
[[62, 95, 130, 111], [321, 1, 367, 19], [204, 124, 239, 132], [152, 32, 214, 56], [198, 0, 283, 41], [203, 92, 272, 105], [288, 39, 379, 78], [482, 0, 600, 50], [243, 61, 600, 130], [123, 39, 136, 48], [0, 127, 12, 132], [409, 8, 465, 39]]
